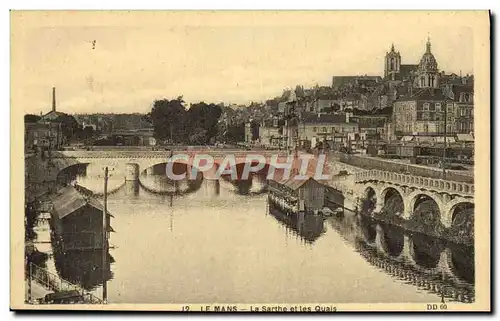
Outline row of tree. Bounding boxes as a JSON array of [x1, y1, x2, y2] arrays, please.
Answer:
[[143, 96, 252, 145]]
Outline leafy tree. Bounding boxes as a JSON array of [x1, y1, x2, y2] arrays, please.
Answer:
[[187, 102, 222, 144], [54, 114, 82, 141], [188, 128, 208, 145], [25, 114, 41, 123], [80, 126, 95, 144], [146, 97, 187, 143], [224, 123, 245, 143]]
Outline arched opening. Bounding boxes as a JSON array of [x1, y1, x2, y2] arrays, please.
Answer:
[[361, 187, 377, 215], [57, 163, 89, 185], [378, 223, 404, 257], [410, 233, 444, 269], [448, 202, 474, 245], [219, 162, 271, 195], [381, 187, 404, 217], [409, 194, 442, 232], [139, 162, 203, 196]]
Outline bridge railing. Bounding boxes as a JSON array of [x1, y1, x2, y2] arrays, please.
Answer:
[[339, 153, 474, 184], [355, 169, 474, 197], [54, 150, 292, 160]]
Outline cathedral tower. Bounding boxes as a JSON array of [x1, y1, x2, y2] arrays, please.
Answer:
[[415, 37, 440, 88], [384, 43, 401, 80]]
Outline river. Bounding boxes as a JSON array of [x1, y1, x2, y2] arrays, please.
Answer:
[[38, 172, 474, 304]]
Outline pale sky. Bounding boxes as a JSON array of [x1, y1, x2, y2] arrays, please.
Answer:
[[11, 11, 478, 115]]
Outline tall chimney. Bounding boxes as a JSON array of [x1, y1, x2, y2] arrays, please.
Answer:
[[52, 87, 56, 112]]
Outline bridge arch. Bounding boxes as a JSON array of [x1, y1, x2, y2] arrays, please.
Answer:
[[56, 162, 90, 184], [407, 190, 446, 229], [380, 186, 407, 218], [444, 200, 474, 229], [142, 158, 205, 180], [361, 184, 381, 215]]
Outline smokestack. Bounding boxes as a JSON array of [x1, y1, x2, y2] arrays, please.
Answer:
[[52, 87, 56, 112]]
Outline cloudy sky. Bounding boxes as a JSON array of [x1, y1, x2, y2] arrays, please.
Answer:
[[11, 11, 479, 115]]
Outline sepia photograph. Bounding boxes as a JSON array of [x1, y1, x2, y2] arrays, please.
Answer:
[[9, 10, 490, 312]]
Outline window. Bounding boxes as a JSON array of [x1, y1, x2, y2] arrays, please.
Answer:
[[424, 124, 429, 132], [435, 103, 441, 112], [423, 103, 430, 111], [461, 108, 467, 116], [322, 127, 327, 133], [429, 104, 435, 111], [313, 127, 317, 132], [447, 104, 453, 112], [331, 127, 335, 133]]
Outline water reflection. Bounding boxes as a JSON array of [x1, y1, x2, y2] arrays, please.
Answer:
[[47, 165, 476, 304], [72, 170, 267, 198], [267, 201, 326, 244], [411, 233, 444, 269], [328, 212, 475, 303], [376, 223, 404, 258], [52, 248, 114, 291], [220, 173, 268, 196]]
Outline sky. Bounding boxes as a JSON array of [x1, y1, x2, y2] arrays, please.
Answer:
[[11, 11, 478, 115]]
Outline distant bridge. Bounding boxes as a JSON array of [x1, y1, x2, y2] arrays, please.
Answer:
[[50, 149, 298, 181]]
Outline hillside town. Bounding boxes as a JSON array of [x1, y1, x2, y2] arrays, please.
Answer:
[[25, 38, 474, 168]]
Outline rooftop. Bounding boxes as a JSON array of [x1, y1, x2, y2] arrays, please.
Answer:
[[50, 185, 111, 219]]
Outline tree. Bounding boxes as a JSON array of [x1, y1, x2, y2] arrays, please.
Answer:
[[54, 114, 82, 141], [188, 128, 208, 145], [81, 126, 95, 144], [224, 123, 245, 143], [187, 102, 222, 144], [146, 97, 187, 143], [25, 114, 41, 123]]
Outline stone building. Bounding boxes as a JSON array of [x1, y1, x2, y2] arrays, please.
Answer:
[[392, 84, 474, 137], [384, 43, 418, 82], [297, 113, 358, 149]]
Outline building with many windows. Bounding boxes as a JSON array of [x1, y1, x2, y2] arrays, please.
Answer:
[[392, 84, 474, 137], [297, 113, 359, 149]]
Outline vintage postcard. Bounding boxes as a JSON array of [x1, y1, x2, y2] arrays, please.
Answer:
[[10, 10, 490, 312]]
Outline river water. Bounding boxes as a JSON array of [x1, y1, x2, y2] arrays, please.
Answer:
[[39, 172, 474, 304]]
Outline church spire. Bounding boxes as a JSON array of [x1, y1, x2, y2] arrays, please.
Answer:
[[391, 43, 395, 52], [426, 35, 431, 53]]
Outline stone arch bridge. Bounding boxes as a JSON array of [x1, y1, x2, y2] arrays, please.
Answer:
[[50, 149, 298, 181], [354, 169, 474, 228]]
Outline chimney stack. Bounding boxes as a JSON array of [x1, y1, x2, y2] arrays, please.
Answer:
[[52, 87, 56, 112]]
